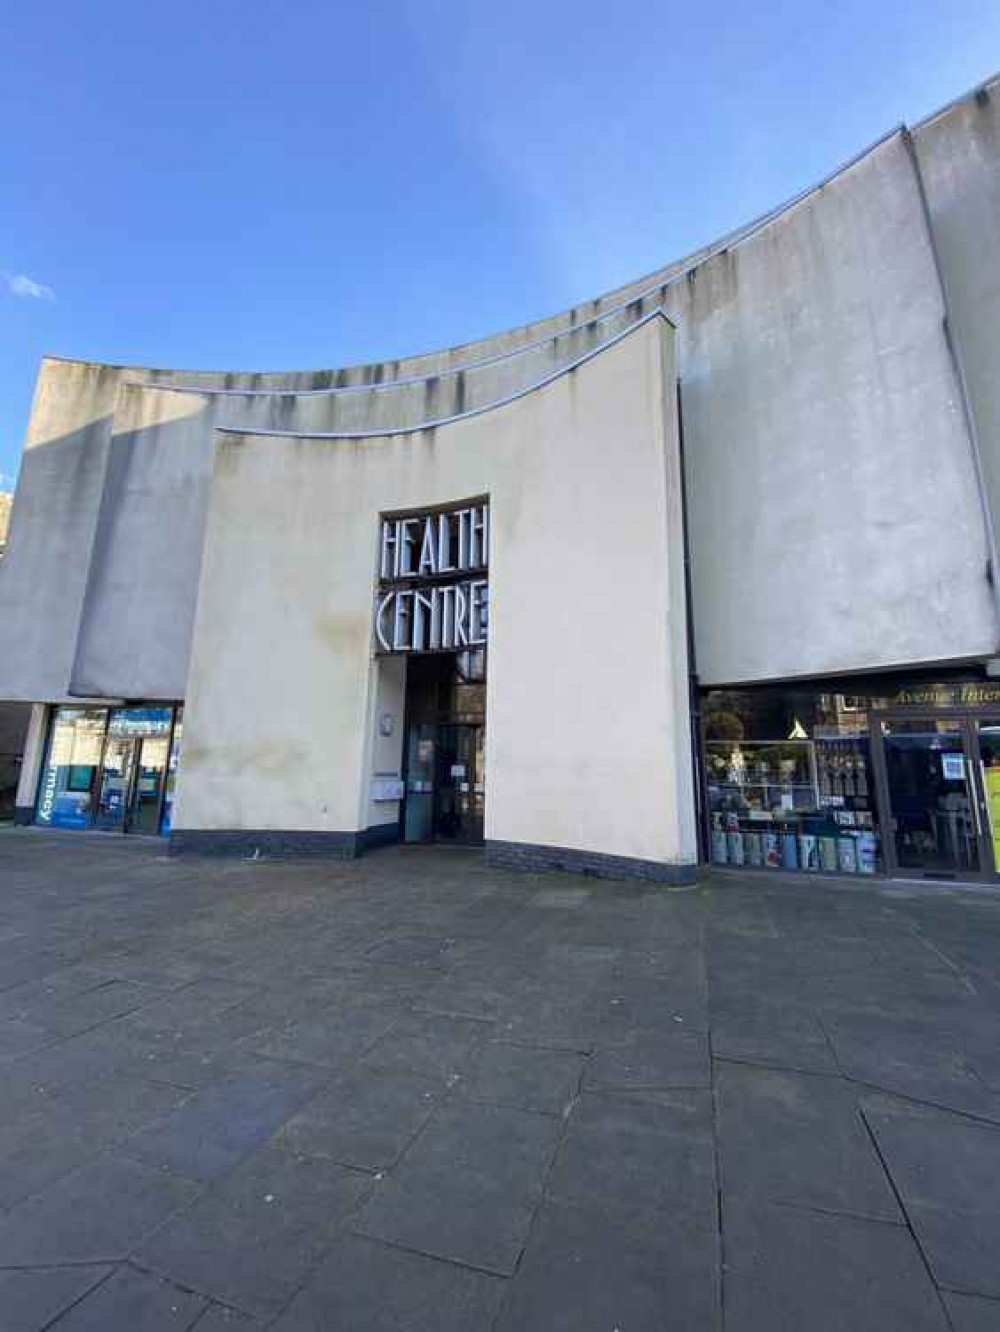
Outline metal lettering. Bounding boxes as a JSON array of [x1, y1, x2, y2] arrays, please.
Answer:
[[392, 591, 413, 651], [375, 591, 395, 652], [437, 512, 455, 573], [418, 518, 437, 575]]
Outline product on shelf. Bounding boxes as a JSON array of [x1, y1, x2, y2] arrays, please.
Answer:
[[818, 836, 839, 872], [856, 832, 877, 874], [781, 832, 798, 870], [837, 836, 858, 874]]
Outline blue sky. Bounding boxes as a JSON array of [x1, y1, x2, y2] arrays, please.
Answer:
[[2, 1, 998, 486]]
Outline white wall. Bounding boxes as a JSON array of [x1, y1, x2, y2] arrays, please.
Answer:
[[667, 131, 998, 684], [174, 317, 697, 871]]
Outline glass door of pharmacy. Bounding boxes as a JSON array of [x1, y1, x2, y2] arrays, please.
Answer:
[[874, 714, 987, 880]]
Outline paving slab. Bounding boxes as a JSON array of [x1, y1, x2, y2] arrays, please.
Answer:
[[270, 1232, 506, 1331], [122, 1056, 330, 1180], [709, 996, 839, 1074], [545, 1089, 716, 1224], [864, 1099, 1000, 1297], [49, 1264, 207, 1330], [494, 1199, 720, 1332], [0, 1152, 201, 1264], [723, 1197, 950, 1331], [943, 1292, 1000, 1331], [352, 1102, 562, 1274], [0, 1264, 112, 1332], [136, 1141, 371, 1319], [455, 1040, 585, 1115], [360, 1011, 494, 1080], [716, 1062, 901, 1221], [280, 1068, 442, 1170]]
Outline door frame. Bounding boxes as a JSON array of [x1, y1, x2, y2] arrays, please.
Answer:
[[870, 707, 997, 881]]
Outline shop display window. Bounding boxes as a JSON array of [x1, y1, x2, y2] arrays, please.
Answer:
[[35, 708, 108, 829], [703, 688, 883, 875]]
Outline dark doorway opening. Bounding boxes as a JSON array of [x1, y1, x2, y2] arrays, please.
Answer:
[[402, 651, 486, 846]]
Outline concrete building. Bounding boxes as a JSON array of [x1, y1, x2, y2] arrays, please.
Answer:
[[0, 494, 31, 817], [2, 74, 999, 884]]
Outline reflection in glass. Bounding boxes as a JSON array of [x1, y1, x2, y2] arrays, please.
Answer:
[[34, 709, 107, 829], [160, 713, 183, 836], [95, 736, 135, 830], [882, 719, 979, 875], [976, 722, 1000, 874]]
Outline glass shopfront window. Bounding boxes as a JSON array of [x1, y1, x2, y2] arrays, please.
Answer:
[[35, 704, 181, 836], [160, 711, 183, 836], [35, 708, 108, 829], [703, 688, 884, 876]]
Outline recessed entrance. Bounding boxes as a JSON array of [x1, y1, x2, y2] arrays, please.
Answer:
[[402, 651, 486, 846], [872, 710, 1000, 880]]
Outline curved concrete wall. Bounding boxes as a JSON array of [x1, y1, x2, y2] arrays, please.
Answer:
[[0, 73, 998, 708], [174, 317, 697, 872]]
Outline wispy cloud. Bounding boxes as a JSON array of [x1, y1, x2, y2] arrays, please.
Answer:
[[2, 270, 55, 301]]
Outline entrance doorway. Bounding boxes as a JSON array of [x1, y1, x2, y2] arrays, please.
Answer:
[[95, 733, 171, 834], [872, 711, 1000, 880], [402, 652, 486, 846]]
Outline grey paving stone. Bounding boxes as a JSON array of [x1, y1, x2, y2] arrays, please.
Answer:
[[455, 1040, 584, 1115], [0, 1264, 113, 1332], [281, 1068, 442, 1169], [361, 1012, 493, 1080], [352, 1102, 562, 1274], [724, 1197, 951, 1331], [495, 1199, 719, 1331], [50, 1264, 207, 1330], [717, 1062, 901, 1221], [365, 935, 457, 967], [865, 1100, 1000, 1297], [136, 1142, 370, 1318], [270, 1232, 506, 1331], [0, 1153, 201, 1264], [250, 1003, 402, 1069], [944, 1292, 1000, 1331], [585, 1027, 710, 1092], [826, 1013, 1000, 1120], [190, 1306, 261, 1329], [122, 1057, 330, 1180], [545, 1089, 716, 1224], [0, 1015, 54, 1059], [710, 997, 839, 1074]]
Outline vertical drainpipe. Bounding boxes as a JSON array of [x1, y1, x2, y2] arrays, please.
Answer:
[[902, 125, 1000, 652]]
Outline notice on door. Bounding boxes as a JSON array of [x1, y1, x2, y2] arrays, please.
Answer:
[[942, 753, 964, 781]]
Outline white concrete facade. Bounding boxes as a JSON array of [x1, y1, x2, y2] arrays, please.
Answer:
[[1, 73, 999, 879]]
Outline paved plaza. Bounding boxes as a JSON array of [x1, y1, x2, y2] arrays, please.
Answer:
[[0, 831, 999, 1329]]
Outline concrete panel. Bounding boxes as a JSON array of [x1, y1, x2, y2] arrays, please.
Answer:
[[0, 360, 122, 702], [69, 385, 218, 700], [174, 317, 696, 872], [914, 78, 1000, 585], [669, 132, 997, 684]]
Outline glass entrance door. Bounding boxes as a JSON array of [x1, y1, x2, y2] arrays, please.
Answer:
[[433, 724, 484, 845], [94, 733, 169, 834], [877, 715, 985, 878], [94, 736, 137, 831], [403, 722, 485, 845], [129, 735, 169, 834]]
